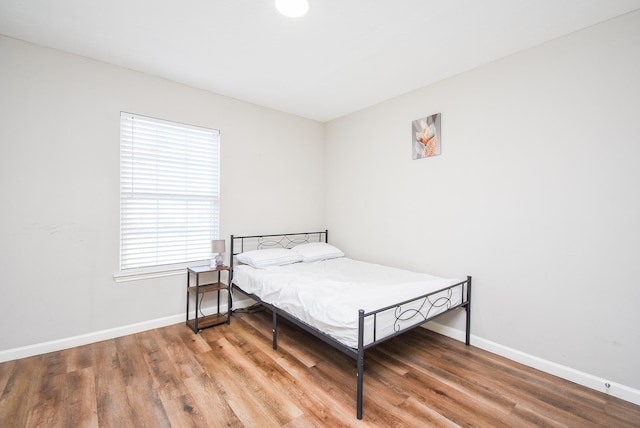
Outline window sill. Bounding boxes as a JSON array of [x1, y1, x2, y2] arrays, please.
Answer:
[[114, 261, 209, 283]]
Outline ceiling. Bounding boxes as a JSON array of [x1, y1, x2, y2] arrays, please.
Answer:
[[1, 0, 639, 122]]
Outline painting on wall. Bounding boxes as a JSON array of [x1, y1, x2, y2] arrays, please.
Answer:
[[412, 113, 441, 159]]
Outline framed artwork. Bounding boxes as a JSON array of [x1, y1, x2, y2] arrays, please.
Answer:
[[412, 113, 441, 159]]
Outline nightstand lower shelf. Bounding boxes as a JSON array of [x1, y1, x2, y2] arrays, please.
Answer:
[[187, 313, 228, 332]]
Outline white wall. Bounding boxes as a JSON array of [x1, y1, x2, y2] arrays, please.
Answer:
[[2, 9, 639, 405], [325, 10, 640, 397], [0, 35, 324, 353]]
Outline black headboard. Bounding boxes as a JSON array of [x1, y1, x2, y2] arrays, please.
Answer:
[[229, 230, 328, 270], [227, 230, 327, 307]]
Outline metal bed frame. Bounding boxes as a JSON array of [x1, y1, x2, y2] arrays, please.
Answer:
[[229, 230, 472, 420]]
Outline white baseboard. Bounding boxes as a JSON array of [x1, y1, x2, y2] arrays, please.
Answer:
[[0, 296, 259, 364], [3, 306, 637, 408], [0, 298, 262, 363], [425, 322, 640, 407], [0, 313, 184, 364]]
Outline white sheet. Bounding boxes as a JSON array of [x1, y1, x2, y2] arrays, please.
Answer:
[[232, 257, 463, 348]]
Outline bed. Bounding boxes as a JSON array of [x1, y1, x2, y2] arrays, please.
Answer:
[[229, 230, 472, 419]]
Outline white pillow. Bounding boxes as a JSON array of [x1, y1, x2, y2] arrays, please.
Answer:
[[236, 249, 302, 268], [292, 242, 345, 262]]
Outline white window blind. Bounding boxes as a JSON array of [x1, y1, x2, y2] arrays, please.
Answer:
[[120, 112, 220, 271]]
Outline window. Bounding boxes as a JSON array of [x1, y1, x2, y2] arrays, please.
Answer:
[[119, 112, 220, 272]]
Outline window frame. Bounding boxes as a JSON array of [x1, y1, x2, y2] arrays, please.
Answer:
[[117, 112, 220, 280]]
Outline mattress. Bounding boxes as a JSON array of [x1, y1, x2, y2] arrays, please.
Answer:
[[232, 257, 463, 348]]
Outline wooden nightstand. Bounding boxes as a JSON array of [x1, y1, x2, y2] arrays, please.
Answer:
[[186, 265, 231, 333]]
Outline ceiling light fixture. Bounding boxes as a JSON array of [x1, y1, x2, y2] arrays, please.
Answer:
[[275, 0, 309, 18]]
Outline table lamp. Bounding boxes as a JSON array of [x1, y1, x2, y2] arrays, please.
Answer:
[[211, 239, 226, 268]]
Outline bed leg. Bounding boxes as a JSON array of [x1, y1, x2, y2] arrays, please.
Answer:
[[465, 276, 472, 346], [357, 349, 364, 419], [272, 308, 278, 350], [227, 284, 232, 325], [357, 309, 365, 419]]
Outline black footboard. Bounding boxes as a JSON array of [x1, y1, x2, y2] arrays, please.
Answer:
[[354, 276, 472, 418], [229, 231, 471, 420]]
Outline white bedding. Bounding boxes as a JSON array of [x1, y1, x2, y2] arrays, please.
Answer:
[[232, 257, 463, 348]]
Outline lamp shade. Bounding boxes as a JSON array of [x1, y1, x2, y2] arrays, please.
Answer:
[[211, 239, 226, 254]]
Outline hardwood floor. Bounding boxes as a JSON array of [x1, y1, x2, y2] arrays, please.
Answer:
[[1, 310, 639, 427]]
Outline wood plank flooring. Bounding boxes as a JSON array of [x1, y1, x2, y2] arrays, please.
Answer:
[[1, 310, 639, 427]]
